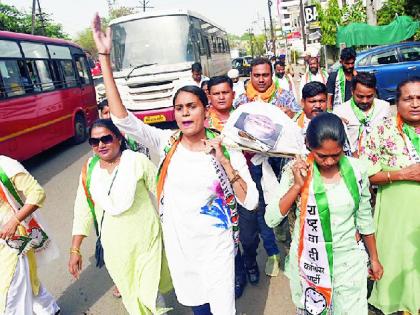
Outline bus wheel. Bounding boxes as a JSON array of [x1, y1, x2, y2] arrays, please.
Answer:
[[72, 114, 87, 144]]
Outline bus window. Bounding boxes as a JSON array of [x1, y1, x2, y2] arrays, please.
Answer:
[[35, 60, 54, 91], [50, 60, 65, 89], [75, 56, 90, 85], [47, 45, 72, 60], [0, 60, 26, 97], [60, 60, 78, 87], [21, 42, 49, 59], [0, 40, 22, 58]]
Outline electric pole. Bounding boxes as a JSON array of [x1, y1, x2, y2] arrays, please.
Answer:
[[299, 0, 307, 51], [138, 0, 153, 12], [36, 0, 46, 35], [247, 28, 255, 58], [263, 18, 269, 54], [267, 0, 276, 56], [31, 0, 36, 34]]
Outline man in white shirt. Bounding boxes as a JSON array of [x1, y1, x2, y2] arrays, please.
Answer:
[[333, 72, 391, 157], [299, 57, 328, 98], [274, 61, 297, 100]]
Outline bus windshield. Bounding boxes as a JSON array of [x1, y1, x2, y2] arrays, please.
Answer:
[[111, 15, 194, 71]]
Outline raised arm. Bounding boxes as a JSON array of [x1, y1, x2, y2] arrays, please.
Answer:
[[92, 13, 127, 119]]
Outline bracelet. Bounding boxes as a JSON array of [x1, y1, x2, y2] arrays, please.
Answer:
[[229, 170, 241, 185], [13, 215, 21, 225], [98, 52, 110, 56], [70, 248, 81, 256], [387, 171, 392, 184]]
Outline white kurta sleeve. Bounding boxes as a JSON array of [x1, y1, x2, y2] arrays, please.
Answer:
[[229, 150, 259, 210], [111, 112, 172, 153]]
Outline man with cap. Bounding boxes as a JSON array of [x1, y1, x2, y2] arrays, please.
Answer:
[[299, 57, 328, 98], [227, 69, 245, 97]]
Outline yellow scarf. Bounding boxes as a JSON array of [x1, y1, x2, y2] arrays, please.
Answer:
[[207, 108, 228, 132], [246, 82, 278, 103]]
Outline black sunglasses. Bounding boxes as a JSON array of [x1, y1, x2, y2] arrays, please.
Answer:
[[88, 134, 114, 147]]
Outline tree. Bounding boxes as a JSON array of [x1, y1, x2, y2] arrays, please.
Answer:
[[341, 0, 367, 25], [316, 0, 341, 45], [377, 0, 406, 25], [0, 3, 67, 38], [73, 6, 136, 57]]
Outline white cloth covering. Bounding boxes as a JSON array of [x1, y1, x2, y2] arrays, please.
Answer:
[[3, 255, 59, 315], [112, 112, 258, 314], [333, 98, 391, 153]]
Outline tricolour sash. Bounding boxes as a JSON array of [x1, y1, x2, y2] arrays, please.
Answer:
[[297, 154, 362, 315], [156, 129, 240, 254], [396, 113, 420, 163], [0, 166, 58, 263]]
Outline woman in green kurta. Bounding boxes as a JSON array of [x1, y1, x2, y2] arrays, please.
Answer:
[[69, 119, 172, 315], [266, 113, 383, 314], [362, 78, 420, 315]]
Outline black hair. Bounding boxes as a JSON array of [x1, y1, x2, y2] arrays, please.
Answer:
[[201, 80, 209, 89], [173, 85, 208, 107], [191, 62, 202, 73], [251, 57, 273, 74], [351, 72, 377, 90], [89, 119, 127, 151], [274, 61, 286, 68], [97, 99, 109, 111], [306, 113, 346, 149], [302, 81, 327, 99], [396, 76, 420, 102], [207, 75, 233, 92], [340, 47, 356, 61]]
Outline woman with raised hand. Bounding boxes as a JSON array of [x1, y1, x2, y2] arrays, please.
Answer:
[[0, 155, 60, 314], [90, 13, 258, 315], [265, 113, 383, 314], [69, 119, 172, 315], [363, 77, 420, 315]]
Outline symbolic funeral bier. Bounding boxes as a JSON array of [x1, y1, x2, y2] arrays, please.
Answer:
[[222, 102, 304, 156]]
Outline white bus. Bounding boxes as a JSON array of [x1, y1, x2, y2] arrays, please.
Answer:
[[108, 10, 231, 123]]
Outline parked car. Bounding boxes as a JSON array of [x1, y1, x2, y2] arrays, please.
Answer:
[[356, 42, 420, 102], [232, 56, 253, 76]]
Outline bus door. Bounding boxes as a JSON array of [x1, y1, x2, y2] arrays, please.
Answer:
[[74, 54, 97, 124]]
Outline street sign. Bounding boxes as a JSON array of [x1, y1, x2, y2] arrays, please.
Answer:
[[304, 5, 318, 26], [308, 31, 321, 40]]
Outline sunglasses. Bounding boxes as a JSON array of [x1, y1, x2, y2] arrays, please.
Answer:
[[88, 134, 114, 147]]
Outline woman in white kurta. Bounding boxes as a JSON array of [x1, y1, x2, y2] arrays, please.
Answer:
[[90, 14, 259, 315], [0, 155, 59, 315]]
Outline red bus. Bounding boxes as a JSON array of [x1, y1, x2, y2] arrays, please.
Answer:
[[0, 31, 98, 161]]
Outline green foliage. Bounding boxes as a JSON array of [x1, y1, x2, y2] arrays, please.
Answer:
[[108, 6, 137, 21], [341, 0, 367, 25], [377, 0, 406, 25], [0, 3, 67, 38], [316, 0, 341, 45]]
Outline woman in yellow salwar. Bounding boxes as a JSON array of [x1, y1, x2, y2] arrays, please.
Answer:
[[69, 119, 172, 315], [0, 155, 60, 315]]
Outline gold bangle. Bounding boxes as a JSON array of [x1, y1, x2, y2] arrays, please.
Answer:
[[70, 247, 81, 256], [387, 171, 392, 184], [13, 215, 21, 225]]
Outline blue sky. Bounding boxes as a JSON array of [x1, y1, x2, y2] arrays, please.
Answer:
[[4, 0, 273, 38]]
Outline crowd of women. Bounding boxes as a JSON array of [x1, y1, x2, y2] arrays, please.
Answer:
[[0, 13, 418, 315]]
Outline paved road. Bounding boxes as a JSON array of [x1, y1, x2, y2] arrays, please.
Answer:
[[22, 139, 296, 315]]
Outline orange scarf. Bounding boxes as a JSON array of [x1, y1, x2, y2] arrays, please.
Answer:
[[246, 82, 277, 103], [206, 108, 228, 132]]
